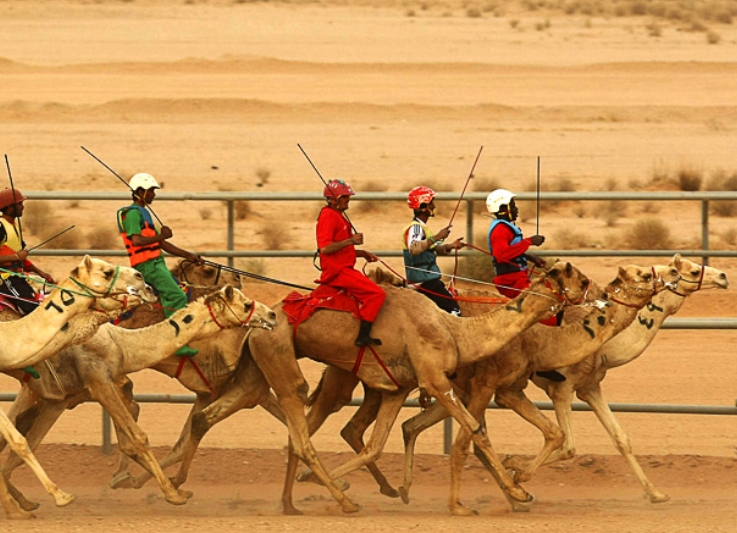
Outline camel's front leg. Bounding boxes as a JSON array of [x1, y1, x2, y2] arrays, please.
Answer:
[[0, 472, 32, 520], [398, 400, 450, 504], [109, 387, 141, 488], [427, 383, 534, 513], [578, 384, 670, 503], [87, 381, 190, 505], [3, 397, 71, 512], [0, 410, 75, 510], [493, 387, 565, 483]]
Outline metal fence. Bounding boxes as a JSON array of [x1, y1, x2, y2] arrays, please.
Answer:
[[3, 190, 737, 455]]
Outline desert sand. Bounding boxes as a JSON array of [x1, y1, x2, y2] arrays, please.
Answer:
[[1, 1, 736, 531]]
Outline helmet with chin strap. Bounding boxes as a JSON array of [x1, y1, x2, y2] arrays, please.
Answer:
[[323, 179, 355, 199], [129, 173, 160, 191], [0, 188, 28, 211], [407, 186, 436, 210], [486, 188, 516, 214]]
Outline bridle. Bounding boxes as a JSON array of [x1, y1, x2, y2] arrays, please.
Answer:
[[206, 294, 256, 330], [667, 264, 704, 297], [68, 265, 133, 309], [608, 266, 660, 308]]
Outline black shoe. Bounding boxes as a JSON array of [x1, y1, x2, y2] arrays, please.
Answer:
[[534, 370, 566, 382], [355, 320, 382, 346]]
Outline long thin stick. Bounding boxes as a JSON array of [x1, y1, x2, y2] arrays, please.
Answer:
[[80, 146, 165, 227], [536, 156, 541, 235], [202, 259, 313, 291], [297, 143, 358, 233], [448, 145, 483, 226], [27, 225, 76, 252], [4, 155, 24, 245]]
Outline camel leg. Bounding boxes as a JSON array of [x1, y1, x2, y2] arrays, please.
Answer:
[[577, 385, 670, 503], [398, 400, 450, 504], [425, 382, 534, 514], [325, 390, 408, 483], [339, 386, 399, 498], [537, 381, 578, 466], [86, 381, 190, 505], [0, 410, 75, 510], [493, 387, 565, 483], [0, 473, 32, 520], [3, 398, 71, 512], [109, 388, 142, 488]]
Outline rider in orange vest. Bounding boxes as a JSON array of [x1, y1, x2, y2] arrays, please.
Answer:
[[117, 173, 203, 357]]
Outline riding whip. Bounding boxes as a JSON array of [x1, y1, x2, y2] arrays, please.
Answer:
[[448, 145, 483, 226], [4, 155, 24, 245]]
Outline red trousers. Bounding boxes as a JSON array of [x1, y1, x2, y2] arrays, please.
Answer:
[[323, 267, 386, 322], [494, 271, 558, 327]]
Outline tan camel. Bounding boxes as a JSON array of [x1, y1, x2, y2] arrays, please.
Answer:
[[395, 256, 727, 508], [287, 263, 680, 515], [515, 254, 729, 502], [0, 255, 152, 520], [0, 285, 276, 519], [160, 262, 592, 514]]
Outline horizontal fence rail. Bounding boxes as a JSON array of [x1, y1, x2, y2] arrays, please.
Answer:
[[5, 190, 736, 455]]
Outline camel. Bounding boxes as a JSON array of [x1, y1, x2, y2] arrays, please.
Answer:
[[0, 284, 277, 519], [286, 262, 681, 515], [155, 261, 593, 514], [392, 256, 727, 509], [0, 255, 152, 519], [514, 254, 729, 503]]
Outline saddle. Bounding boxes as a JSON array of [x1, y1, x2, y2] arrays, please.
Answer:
[[282, 285, 360, 329]]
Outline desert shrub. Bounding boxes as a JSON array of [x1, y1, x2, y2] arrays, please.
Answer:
[[260, 222, 290, 251], [677, 165, 703, 191], [67, 200, 81, 209], [234, 200, 252, 220], [235, 258, 266, 283], [646, 21, 662, 37], [640, 201, 661, 214], [706, 30, 721, 43], [18, 200, 54, 235], [603, 177, 619, 191], [458, 252, 495, 283], [466, 6, 482, 17], [553, 228, 590, 249], [572, 204, 587, 218], [199, 207, 213, 220], [41, 221, 83, 250], [706, 169, 737, 216], [722, 227, 737, 246], [621, 217, 673, 249], [509, 18, 520, 28], [255, 167, 271, 188], [86, 226, 118, 250], [599, 200, 626, 227], [353, 180, 388, 214]]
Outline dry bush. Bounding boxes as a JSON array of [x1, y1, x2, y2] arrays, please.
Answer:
[[598, 200, 626, 227], [677, 165, 703, 191], [722, 227, 737, 246], [255, 167, 271, 188], [235, 200, 253, 220], [640, 201, 661, 214], [458, 252, 495, 283], [603, 177, 619, 191], [234, 258, 266, 283], [552, 228, 591, 249], [41, 221, 83, 250], [199, 207, 213, 220], [353, 179, 388, 214], [86, 226, 118, 250], [18, 200, 54, 235], [466, 6, 482, 17], [260, 222, 290, 251], [706, 30, 721, 43], [620, 217, 673, 250], [706, 169, 737, 217], [572, 204, 587, 218]]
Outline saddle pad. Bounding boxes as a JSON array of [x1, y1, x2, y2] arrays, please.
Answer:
[[282, 285, 360, 327]]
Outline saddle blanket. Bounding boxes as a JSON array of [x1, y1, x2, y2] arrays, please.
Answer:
[[282, 285, 360, 327]]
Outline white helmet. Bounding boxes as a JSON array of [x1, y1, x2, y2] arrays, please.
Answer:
[[486, 188, 516, 214], [129, 172, 160, 191]]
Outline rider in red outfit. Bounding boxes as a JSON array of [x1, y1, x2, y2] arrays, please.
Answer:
[[316, 179, 386, 346]]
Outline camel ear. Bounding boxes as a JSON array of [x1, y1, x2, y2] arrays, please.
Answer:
[[223, 284, 234, 300], [565, 262, 573, 276], [672, 253, 682, 269], [618, 266, 626, 278]]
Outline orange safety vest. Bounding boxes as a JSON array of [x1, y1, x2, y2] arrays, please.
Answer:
[[116, 205, 161, 267]]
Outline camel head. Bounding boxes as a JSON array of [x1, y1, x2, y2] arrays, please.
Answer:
[[175, 259, 242, 289], [668, 253, 729, 294], [68, 255, 155, 313], [203, 285, 278, 330], [605, 263, 680, 307], [531, 261, 591, 310]]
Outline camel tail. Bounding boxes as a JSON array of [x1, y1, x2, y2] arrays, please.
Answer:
[[305, 367, 329, 407]]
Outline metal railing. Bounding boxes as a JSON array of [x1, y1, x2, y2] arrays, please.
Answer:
[[3, 189, 736, 455]]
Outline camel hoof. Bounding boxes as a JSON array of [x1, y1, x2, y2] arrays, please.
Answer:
[[332, 478, 350, 492], [398, 486, 410, 505], [164, 491, 190, 506], [450, 503, 479, 516], [110, 472, 133, 489], [649, 492, 671, 504], [282, 504, 304, 516], [340, 500, 361, 514], [53, 492, 76, 507], [6, 507, 35, 520], [380, 485, 400, 498], [14, 495, 40, 512], [295, 469, 318, 484]]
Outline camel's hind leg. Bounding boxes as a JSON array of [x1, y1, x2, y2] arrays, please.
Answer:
[[578, 385, 670, 503], [86, 381, 190, 505], [492, 387, 565, 483], [0, 409, 75, 511], [398, 400, 450, 504]]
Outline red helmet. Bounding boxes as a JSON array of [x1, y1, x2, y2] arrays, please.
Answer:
[[0, 188, 28, 210], [323, 179, 355, 198], [407, 186, 436, 210]]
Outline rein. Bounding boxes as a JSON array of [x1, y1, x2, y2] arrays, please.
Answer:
[[206, 295, 256, 329], [667, 264, 704, 297], [608, 266, 659, 308]]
